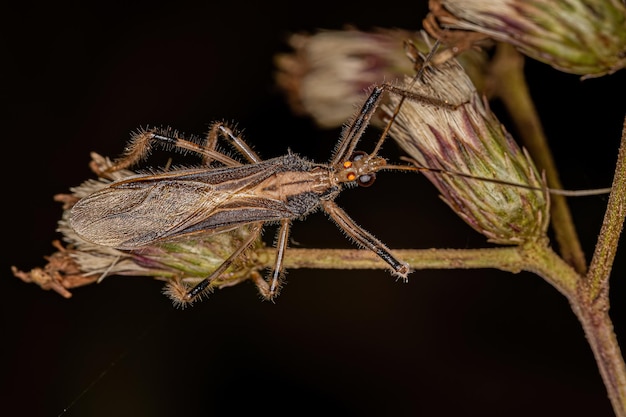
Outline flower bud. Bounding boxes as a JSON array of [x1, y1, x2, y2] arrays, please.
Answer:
[[426, 0, 626, 78], [383, 55, 550, 244]]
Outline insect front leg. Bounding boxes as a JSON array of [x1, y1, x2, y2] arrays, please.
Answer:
[[321, 200, 410, 280], [331, 81, 460, 166]]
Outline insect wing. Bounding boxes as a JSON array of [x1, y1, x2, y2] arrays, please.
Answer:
[[70, 163, 295, 249]]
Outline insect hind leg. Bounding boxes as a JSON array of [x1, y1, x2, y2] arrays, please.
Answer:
[[100, 126, 243, 176]]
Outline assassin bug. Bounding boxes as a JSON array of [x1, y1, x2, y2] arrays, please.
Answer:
[[69, 68, 457, 303]]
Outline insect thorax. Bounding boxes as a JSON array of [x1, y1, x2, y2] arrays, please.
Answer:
[[260, 153, 340, 218]]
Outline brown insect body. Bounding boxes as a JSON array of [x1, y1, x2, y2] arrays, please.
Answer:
[[70, 153, 345, 249], [70, 149, 388, 247]]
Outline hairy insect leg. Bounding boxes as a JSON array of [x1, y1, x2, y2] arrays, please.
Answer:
[[184, 222, 264, 303], [206, 122, 263, 164], [331, 84, 386, 166], [103, 128, 241, 175], [321, 200, 410, 280], [107, 122, 262, 172], [254, 219, 292, 300]]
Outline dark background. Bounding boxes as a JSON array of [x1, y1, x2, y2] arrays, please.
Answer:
[[2, 2, 626, 416]]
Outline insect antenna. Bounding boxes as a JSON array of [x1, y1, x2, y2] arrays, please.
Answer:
[[392, 157, 612, 196]]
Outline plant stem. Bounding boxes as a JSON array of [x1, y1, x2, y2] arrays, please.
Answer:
[[571, 296, 626, 417], [258, 246, 526, 272], [257, 241, 579, 297], [586, 115, 626, 300], [576, 115, 626, 416]]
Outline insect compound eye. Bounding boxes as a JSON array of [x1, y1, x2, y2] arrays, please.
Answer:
[[350, 151, 368, 162], [357, 173, 376, 187]]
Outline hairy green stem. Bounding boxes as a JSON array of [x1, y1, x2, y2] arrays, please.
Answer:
[[571, 298, 626, 417], [586, 115, 626, 300], [576, 115, 626, 416], [257, 241, 579, 297], [258, 246, 524, 272]]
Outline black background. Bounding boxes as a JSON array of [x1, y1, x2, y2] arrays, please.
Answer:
[[2, 2, 626, 416]]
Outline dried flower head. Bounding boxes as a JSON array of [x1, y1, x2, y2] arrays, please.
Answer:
[[275, 28, 488, 129], [382, 52, 550, 244], [12, 153, 265, 306], [425, 0, 626, 78]]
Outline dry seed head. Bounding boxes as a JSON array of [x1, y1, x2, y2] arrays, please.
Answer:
[[384, 58, 550, 244], [17, 152, 265, 302], [427, 0, 626, 78]]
